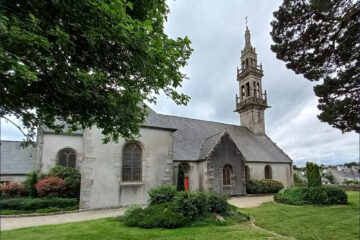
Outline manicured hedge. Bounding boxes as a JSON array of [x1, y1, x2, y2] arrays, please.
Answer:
[[148, 185, 177, 205], [1, 197, 78, 210], [246, 179, 284, 194], [274, 186, 347, 205]]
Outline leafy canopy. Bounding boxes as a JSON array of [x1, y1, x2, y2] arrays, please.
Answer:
[[1, 0, 193, 142], [271, 0, 359, 133]]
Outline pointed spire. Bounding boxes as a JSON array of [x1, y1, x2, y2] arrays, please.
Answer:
[[245, 26, 251, 48]]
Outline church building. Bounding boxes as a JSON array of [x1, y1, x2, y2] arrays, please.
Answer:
[[1, 26, 293, 210]]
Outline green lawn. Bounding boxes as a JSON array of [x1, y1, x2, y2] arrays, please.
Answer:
[[243, 191, 359, 240], [2, 191, 358, 240], [1, 219, 277, 240]]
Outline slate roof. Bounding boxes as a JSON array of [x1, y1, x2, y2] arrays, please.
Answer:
[[0, 141, 37, 174], [143, 109, 292, 163]]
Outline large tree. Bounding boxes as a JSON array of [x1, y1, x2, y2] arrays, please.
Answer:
[[1, 0, 192, 142], [271, 0, 359, 133]]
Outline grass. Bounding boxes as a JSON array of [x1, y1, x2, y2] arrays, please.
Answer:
[[243, 191, 359, 240], [1, 218, 276, 240], [2, 192, 358, 240]]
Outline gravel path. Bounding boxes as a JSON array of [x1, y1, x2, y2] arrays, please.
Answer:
[[228, 195, 274, 208], [1, 208, 126, 231], [1, 195, 273, 231]]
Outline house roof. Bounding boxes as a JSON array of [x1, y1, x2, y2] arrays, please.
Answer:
[[143, 109, 292, 163], [0, 141, 37, 175]]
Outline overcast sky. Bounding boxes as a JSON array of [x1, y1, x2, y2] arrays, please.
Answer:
[[1, 0, 358, 167]]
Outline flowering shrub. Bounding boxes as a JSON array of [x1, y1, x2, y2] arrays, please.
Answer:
[[0, 182, 27, 197], [35, 176, 66, 197]]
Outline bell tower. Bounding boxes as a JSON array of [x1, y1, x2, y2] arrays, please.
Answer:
[[235, 23, 270, 134]]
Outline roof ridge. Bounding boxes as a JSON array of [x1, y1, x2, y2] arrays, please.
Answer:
[[153, 113, 246, 129]]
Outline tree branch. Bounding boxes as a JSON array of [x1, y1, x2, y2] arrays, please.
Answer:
[[1, 116, 29, 138]]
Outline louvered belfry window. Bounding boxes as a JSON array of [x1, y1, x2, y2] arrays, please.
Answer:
[[57, 148, 76, 168], [122, 143, 142, 182]]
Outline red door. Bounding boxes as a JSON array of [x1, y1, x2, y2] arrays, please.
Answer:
[[184, 177, 189, 191]]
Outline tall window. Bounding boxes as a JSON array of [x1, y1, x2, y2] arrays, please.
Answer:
[[57, 148, 76, 168], [245, 165, 250, 181], [223, 165, 232, 186], [265, 165, 272, 179], [122, 143, 142, 182]]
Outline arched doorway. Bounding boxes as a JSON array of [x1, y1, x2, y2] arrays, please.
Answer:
[[245, 165, 250, 181], [265, 165, 272, 179]]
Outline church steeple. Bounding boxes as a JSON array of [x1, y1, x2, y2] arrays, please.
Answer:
[[235, 23, 270, 134]]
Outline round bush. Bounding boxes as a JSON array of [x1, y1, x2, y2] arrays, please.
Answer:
[[49, 166, 81, 198], [205, 191, 229, 215], [124, 203, 188, 229], [246, 179, 284, 194], [172, 191, 207, 220], [275, 186, 347, 205], [1, 182, 27, 197], [148, 185, 177, 205], [36, 176, 66, 197], [23, 170, 46, 197]]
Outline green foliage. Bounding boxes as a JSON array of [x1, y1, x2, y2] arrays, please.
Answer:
[[148, 185, 177, 205], [0, 197, 78, 210], [1, 0, 193, 143], [176, 164, 185, 191], [23, 170, 46, 197], [246, 179, 284, 194], [344, 162, 359, 168], [306, 162, 322, 187], [172, 191, 207, 220], [271, 0, 359, 133], [49, 166, 81, 198], [343, 180, 360, 185], [274, 186, 347, 205], [123, 203, 189, 229], [205, 192, 229, 216], [293, 172, 304, 184]]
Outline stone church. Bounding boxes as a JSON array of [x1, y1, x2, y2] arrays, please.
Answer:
[[1, 26, 293, 209]]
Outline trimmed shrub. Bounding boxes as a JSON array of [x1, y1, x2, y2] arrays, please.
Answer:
[[274, 186, 347, 205], [36, 176, 66, 197], [293, 172, 304, 184], [246, 179, 284, 194], [49, 166, 81, 198], [306, 162, 322, 187], [148, 185, 177, 205], [205, 191, 229, 215], [1, 182, 27, 197], [124, 203, 188, 229], [0, 197, 78, 210], [177, 164, 185, 191], [172, 191, 207, 220], [23, 170, 46, 197]]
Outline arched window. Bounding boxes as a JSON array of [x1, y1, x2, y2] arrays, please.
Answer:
[[122, 143, 142, 182], [265, 165, 272, 179], [245, 165, 250, 181], [223, 165, 232, 186], [57, 148, 76, 168]]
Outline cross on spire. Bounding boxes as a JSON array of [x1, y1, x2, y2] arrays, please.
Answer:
[[245, 16, 248, 27]]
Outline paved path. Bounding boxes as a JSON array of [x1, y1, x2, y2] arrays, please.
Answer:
[[1, 195, 273, 231], [228, 195, 274, 208], [1, 208, 126, 231]]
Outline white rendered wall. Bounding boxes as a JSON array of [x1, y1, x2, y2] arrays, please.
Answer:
[[40, 134, 84, 173], [80, 127, 173, 209], [245, 162, 292, 187]]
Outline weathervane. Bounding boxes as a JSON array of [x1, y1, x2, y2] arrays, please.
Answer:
[[245, 16, 248, 27]]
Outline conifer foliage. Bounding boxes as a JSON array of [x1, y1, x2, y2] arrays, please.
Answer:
[[306, 162, 322, 187], [176, 164, 185, 191], [271, 0, 359, 133]]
